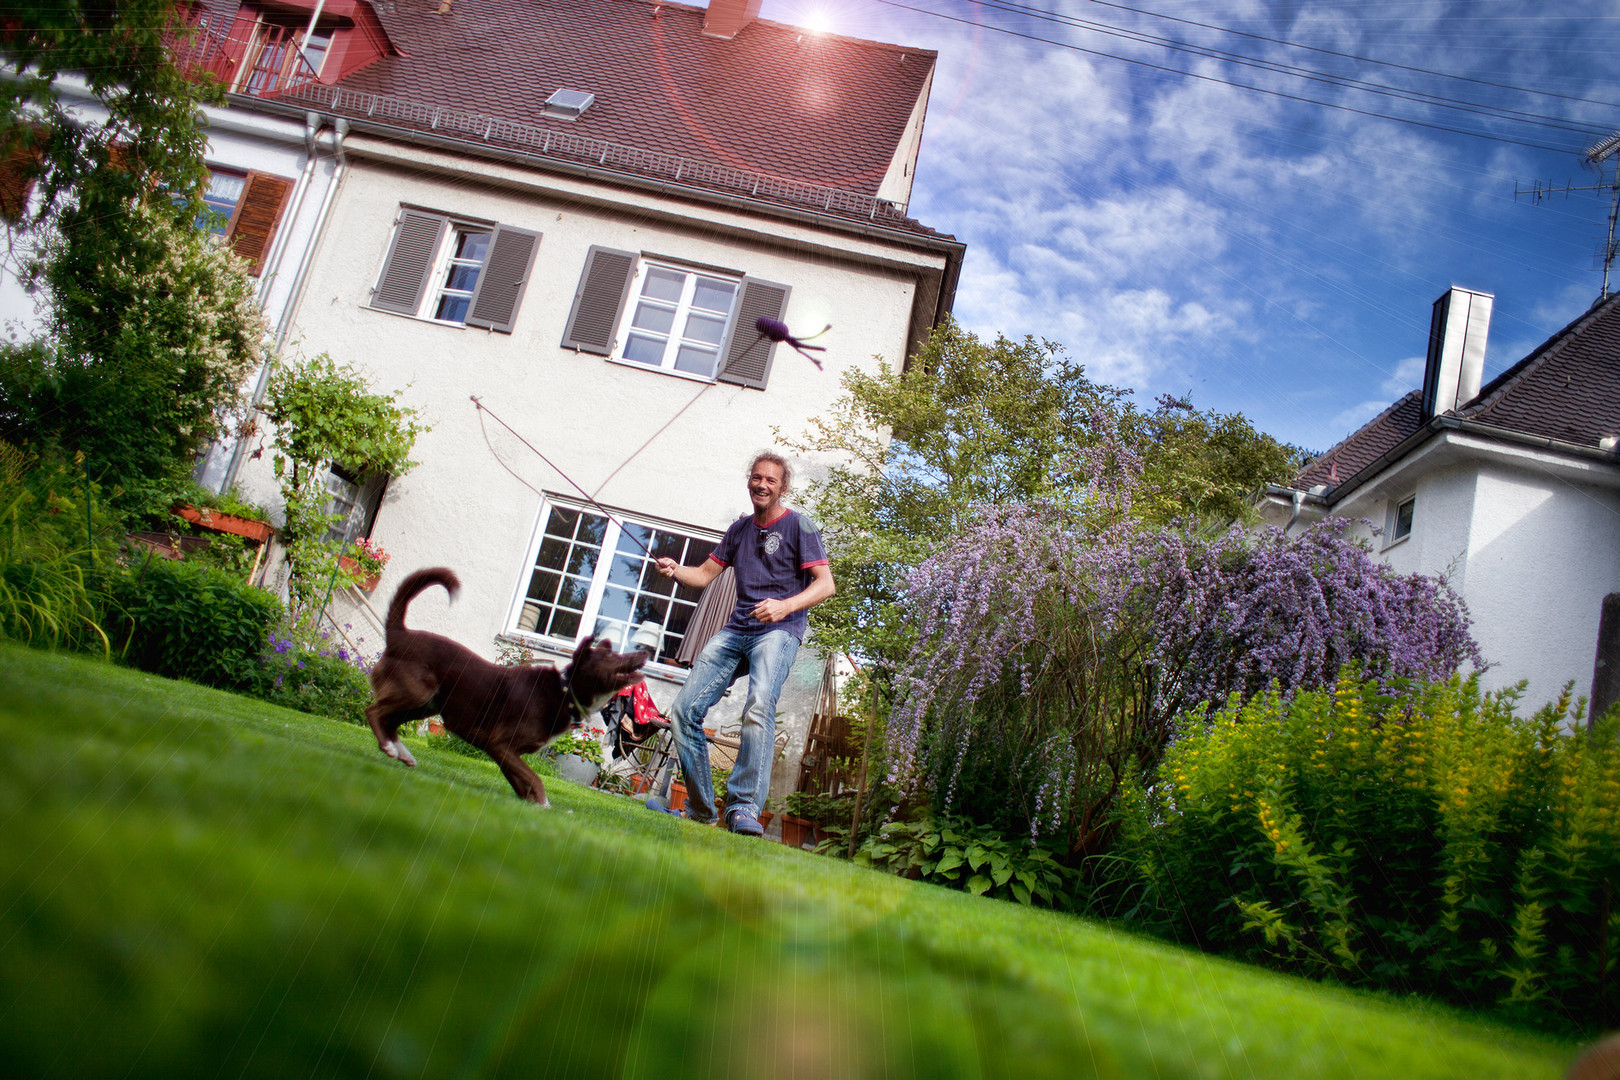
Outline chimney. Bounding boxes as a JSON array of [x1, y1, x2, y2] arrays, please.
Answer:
[[703, 0, 761, 38], [1421, 286, 1493, 420]]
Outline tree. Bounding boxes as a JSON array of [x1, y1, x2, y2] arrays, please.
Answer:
[[781, 319, 1298, 669], [0, 1, 245, 514], [262, 354, 427, 617]]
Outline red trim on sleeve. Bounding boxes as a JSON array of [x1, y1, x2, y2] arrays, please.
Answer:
[[707, 553, 728, 567], [800, 559, 829, 569]]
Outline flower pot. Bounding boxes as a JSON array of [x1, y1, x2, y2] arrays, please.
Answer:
[[337, 554, 382, 592], [427, 717, 445, 735], [780, 814, 815, 850], [669, 780, 688, 812], [629, 773, 652, 795], [173, 504, 274, 543], [554, 753, 600, 786], [758, 810, 775, 832]]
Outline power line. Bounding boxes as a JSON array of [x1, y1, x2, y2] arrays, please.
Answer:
[[869, 0, 1602, 154]]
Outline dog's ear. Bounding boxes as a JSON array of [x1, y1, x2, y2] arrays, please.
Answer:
[[571, 635, 597, 667]]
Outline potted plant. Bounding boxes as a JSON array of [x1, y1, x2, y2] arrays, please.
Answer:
[[782, 790, 856, 848], [546, 729, 604, 786], [338, 536, 390, 592]]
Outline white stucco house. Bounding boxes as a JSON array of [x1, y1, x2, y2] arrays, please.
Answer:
[[202, 0, 963, 790], [1257, 286, 1620, 717]]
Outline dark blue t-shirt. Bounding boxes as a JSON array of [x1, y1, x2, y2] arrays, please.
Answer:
[[708, 508, 828, 640]]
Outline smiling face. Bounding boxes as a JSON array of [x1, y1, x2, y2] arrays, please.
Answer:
[[747, 459, 787, 520]]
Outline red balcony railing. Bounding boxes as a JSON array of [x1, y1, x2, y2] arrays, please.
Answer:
[[167, 14, 321, 98]]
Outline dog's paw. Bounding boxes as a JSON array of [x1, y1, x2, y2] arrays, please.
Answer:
[[390, 740, 418, 767], [539, 798, 552, 810]]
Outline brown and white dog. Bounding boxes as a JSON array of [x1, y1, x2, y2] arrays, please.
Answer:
[[366, 567, 647, 806]]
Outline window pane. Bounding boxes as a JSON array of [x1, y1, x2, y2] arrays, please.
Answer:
[[632, 595, 670, 627], [640, 561, 678, 595], [536, 535, 570, 570], [605, 552, 642, 590], [547, 507, 580, 538], [444, 263, 482, 292], [642, 267, 686, 303], [556, 575, 592, 611], [576, 513, 608, 546], [455, 231, 490, 261], [526, 569, 560, 604], [674, 345, 719, 377], [631, 303, 675, 335], [593, 618, 630, 650], [434, 294, 471, 323], [692, 277, 736, 313], [598, 585, 635, 625], [624, 333, 668, 366], [564, 542, 600, 578], [548, 609, 581, 638], [683, 311, 728, 346], [619, 523, 653, 555]]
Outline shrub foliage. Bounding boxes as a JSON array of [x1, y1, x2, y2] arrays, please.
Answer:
[[1104, 673, 1619, 1031], [109, 557, 280, 690]]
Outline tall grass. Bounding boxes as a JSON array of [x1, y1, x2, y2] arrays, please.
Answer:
[[0, 439, 118, 653]]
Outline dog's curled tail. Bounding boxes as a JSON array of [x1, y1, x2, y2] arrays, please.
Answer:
[[386, 567, 461, 646]]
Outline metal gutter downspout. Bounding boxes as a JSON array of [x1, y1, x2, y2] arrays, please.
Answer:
[[254, 111, 323, 314], [222, 116, 349, 493], [1285, 488, 1304, 534]]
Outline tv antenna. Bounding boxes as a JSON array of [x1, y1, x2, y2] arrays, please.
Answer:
[[1516, 128, 1620, 301]]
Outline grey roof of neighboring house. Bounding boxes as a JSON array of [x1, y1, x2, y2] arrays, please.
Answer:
[[1291, 290, 1620, 495]]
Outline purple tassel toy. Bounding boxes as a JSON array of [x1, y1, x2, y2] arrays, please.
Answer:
[[756, 316, 830, 369]]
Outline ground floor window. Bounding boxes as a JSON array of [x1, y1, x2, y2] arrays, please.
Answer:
[[511, 500, 716, 666]]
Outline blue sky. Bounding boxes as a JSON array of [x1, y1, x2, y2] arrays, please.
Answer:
[[760, 0, 1620, 453]]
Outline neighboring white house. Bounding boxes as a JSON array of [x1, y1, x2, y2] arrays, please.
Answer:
[[1257, 286, 1620, 716], [207, 0, 963, 792]]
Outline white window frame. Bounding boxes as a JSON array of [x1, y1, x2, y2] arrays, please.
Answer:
[[505, 496, 719, 675], [422, 223, 493, 326], [1385, 494, 1415, 548], [610, 259, 743, 382]]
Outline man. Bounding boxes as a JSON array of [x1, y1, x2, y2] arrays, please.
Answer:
[[651, 451, 835, 835]]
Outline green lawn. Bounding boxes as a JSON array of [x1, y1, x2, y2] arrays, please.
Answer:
[[0, 644, 1581, 1079]]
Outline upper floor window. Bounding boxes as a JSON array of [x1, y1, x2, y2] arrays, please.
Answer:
[[560, 246, 792, 390], [177, 167, 292, 275], [1386, 495, 1415, 547], [510, 500, 716, 667], [370, 208, 541, 334], [621, 262, 740, 378], [199, 169, 247, 234]]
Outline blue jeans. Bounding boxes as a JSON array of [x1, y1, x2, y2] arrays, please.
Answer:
[[669, 626, 800, 824]]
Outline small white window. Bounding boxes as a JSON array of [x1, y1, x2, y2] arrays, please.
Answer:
[[323, 464, 386, 545], [1389, 495, 1415, 545], [199, 169, 246, 234], [428, 226, 492, 324], [616, 261, 740, 379]]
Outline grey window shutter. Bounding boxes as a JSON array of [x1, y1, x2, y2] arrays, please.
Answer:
[[465, 224, 542, 333], [717, 277, 792, 390], [560, 246, 636, 354], [372, 209, 446, 315]]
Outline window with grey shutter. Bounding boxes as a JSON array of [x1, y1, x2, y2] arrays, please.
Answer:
[[717, 277, 791, 390], [372, 210, 447, 315], [561, 246, 636, 354], [465, 224, 542, 334]]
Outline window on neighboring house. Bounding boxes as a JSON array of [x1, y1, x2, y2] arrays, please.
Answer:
[[323, 464, 387, 546], [560, 246, 792, 390], [182, 166, 292, 275], [0, 131, 42, 224], [235, 14, 331, 95], [370, 208, 542, 334], [1388, 495, 1415, 546], [510, 500, 716, 667]]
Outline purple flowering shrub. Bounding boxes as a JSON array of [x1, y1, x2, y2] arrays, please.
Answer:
[[887, 506, 1480, 855], [253, 621, 377, 726]]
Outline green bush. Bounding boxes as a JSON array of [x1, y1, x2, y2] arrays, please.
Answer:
[[834, 812, 1076, 909], [1102, 672, 1620, 1032], [255, 641, 371, 726], [109, 556, 279, 689], [0, 441, 121, 653]]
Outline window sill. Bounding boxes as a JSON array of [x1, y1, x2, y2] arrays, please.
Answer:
[[496, 631, 692, 685], [604, 354, 718, 385], [1381, 534, 1411, 553], [363, 303, 488, 331]]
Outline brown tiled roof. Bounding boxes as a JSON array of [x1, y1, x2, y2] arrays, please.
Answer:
[[1294, 391, 1424, 491], [1291, 291, 1620, 496], [1458, 290, 1620, 445], [324, 0, 933, 203]]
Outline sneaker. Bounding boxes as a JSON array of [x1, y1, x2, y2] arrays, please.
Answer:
[[725, 806, 765, 837]]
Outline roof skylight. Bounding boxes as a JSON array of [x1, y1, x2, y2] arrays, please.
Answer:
[[543, 89, 596, 120]]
